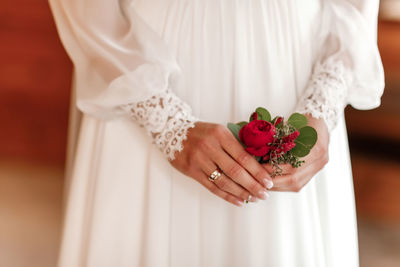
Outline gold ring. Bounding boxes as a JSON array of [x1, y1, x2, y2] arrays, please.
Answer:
[[208, 168, 222, 182]]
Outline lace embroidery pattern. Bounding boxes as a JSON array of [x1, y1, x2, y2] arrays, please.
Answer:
[[296, 61, 349, 131], [120, 89, 198, 161]]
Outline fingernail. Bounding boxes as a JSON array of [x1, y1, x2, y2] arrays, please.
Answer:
[[257, 190, 268, 200], [263, 178, 274, 189], [257, 190, 270, 200], [248, 195, 258, 203], [236, 200, 244, 207]]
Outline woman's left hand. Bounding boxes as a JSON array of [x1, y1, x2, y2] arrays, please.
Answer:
[[263, 115, 330, 192]]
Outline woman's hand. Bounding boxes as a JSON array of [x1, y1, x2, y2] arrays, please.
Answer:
[[263, 115, 330, 192], [170, 121, 274, 207]]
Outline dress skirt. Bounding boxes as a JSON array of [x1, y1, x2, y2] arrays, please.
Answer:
[[59, 1, 359, 266]]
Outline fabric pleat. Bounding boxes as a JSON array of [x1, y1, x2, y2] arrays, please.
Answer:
[[53, 0, 379, 266]]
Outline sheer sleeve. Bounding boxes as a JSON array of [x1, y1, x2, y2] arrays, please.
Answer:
[[49, 0, 198, 161], [296, 0, 385, 131]]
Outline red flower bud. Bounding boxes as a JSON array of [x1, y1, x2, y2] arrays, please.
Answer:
[[270, 130, 299, 158], [274, 117, 283, 126], [251, 112, 258, 121], [288, 130, 300, 141]]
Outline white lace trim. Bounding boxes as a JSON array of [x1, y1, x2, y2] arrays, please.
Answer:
[[296, 61, 350, 131], [120, 89, 198, 161]]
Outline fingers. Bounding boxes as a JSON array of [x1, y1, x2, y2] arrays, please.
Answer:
[[211, 173, 257, 202], [262, 163, 294, 176], [200, 159, 255, 202], [269, 174, 304, 192], [211, 148, 270, 200], [197, 172, 245, 207], [220, 132, 274, 189], [268, 158, 325, 192]]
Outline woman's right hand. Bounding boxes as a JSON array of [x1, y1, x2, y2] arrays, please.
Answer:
[[170, 121, 274, 207]]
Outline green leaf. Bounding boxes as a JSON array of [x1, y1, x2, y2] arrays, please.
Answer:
[[288, 113, 308, 129], [297, 126, 318, 146], [237, 121, 248, 127], [291, 126, 318, 157], [227, 123, 242, 143], [255, 107, 271, 122], [291, 143, 310, 157]]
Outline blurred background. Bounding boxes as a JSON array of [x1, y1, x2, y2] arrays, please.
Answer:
[[0, 1, 399, 267]]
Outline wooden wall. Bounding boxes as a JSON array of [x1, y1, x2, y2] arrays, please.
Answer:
[[346, 20, 400, 142], [0, 0, 72, 164], [1, 2, 399, 168]]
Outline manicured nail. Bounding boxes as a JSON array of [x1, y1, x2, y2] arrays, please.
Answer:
[[236, 200, 244, 207], [257, 190, 269, 200], [264, 178, 274, 189], [248, 195, 258, 203]]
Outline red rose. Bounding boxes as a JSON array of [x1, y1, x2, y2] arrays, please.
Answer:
[[239, 119, 276, 157]]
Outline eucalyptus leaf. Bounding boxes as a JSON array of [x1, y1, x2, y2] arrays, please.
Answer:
[[237, 121, 248, 127], [290, 142, 310, 157], [255, 107, 271, 122], [297, 126, 318, 146], [227, 123, 242, 143], [288, 113, 308, 129], [291, 126, 318, 157]]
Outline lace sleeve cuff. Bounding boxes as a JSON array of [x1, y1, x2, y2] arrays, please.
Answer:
[[295, 61, 350, 131], [120, 89, 199, 161]]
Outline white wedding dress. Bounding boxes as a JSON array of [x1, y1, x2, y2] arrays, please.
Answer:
[[49, 0, 384, 266]]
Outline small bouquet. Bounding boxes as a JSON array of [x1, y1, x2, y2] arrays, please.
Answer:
[[227, 107, 318, 177]]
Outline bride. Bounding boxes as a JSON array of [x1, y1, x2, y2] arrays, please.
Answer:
[[49, 0, 384, 266]]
